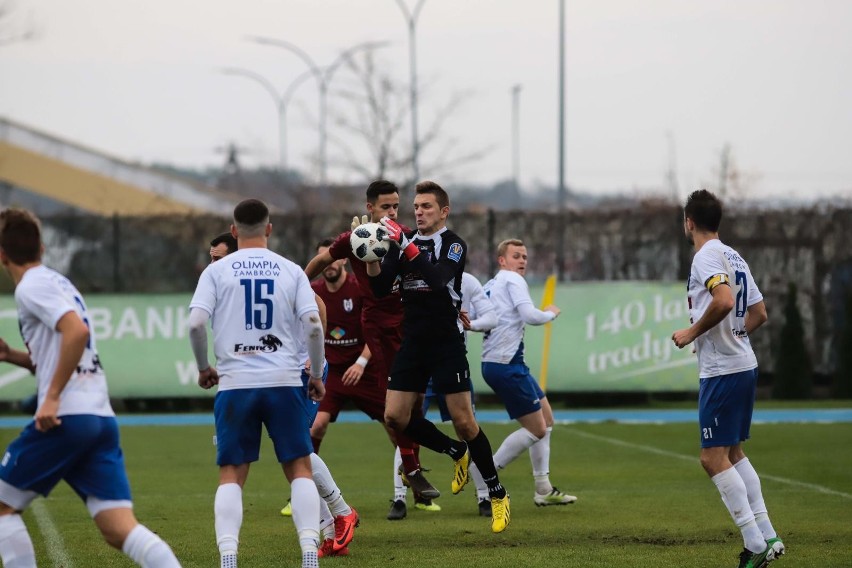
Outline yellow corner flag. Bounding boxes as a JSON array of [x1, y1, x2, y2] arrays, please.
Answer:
[[539, 274, 557, 391]]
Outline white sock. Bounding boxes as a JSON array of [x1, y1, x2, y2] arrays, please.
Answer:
[[121, 523, 181, 567], [530, 427, 554, 493], [0, 514, 36, 568], [734, 458, 777, 540], [302, 549, 319, 568], [711, 467, 765, 553], [310, 453, 351, 517], [493, 428, 541, 469], [319, 497, 334, 541], [290, 477, 320, 555], [215, 483, 242, 561], [393, 446, 407, 501], [469, 462, 489, 501]]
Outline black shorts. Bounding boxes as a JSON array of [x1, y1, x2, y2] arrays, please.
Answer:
[[388, 334, 471, 395]]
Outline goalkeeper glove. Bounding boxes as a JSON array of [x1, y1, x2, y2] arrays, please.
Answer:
[[351, 214, 369, 231], [380, 217, 420, 260]]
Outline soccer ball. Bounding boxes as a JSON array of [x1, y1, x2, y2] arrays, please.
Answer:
[[350, 222, 391, 262]]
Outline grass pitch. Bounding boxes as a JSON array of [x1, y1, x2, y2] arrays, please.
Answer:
[[1, 419, 850, 567]]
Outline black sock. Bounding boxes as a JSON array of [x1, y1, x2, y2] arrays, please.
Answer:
[[403, 416, 458, 455], [483, 475, 507, 499], [466, 427, 506, 498]]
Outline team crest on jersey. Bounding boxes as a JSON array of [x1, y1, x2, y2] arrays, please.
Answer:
[[447, 243, 463, 262], [343, 298, 354, 312]]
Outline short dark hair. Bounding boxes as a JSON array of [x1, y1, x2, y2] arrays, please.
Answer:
[[0, 208, 42, 265], [210, 232, 238, 254], [415, 180, 449, 209], [684, 189, 723, 232], [316, 237, 335, 250], [366, 180, 399, 204], [233, 199, 269, 227]]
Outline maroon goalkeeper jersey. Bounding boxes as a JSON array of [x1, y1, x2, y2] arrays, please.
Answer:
[[328, 228, 405, 327], [311, 273, 364, 367]]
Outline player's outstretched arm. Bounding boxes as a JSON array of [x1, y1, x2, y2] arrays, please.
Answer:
[[0, 337, 35, 372], [517, 302, 559, 326], [305, 248, 335, 280]]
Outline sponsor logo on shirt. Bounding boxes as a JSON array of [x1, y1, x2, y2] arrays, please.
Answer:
[[403, 279, 430, 292], [234, 334, 283, 355]]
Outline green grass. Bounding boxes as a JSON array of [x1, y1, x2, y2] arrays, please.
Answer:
[[1, 420, 851, 567]]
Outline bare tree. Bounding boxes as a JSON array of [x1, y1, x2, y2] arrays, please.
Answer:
[[0, 0, 35, 46], [707, 143, 761, 203], [327, 50, 492, 188]]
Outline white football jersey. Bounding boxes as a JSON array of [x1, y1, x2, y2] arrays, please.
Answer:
[[190, 248, 318, 390], [460, 272, 485, 316], [481, 270, 548, 363], [687, 239, 763, 378], [15, 266, 113, 417], [460, 272, 495, 343]]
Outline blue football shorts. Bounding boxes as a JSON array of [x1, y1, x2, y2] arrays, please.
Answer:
[[698, 368, 758, 448], [481, 361, 544, 420], [214, 386, 313, 466], [0, 415, 131, 506]]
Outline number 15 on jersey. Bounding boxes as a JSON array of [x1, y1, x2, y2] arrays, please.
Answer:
[[241, 278, 274, 330]]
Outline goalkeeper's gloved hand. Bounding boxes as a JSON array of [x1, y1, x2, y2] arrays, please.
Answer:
[[351, 214, 369, 231], [380, 216, 420, 260]]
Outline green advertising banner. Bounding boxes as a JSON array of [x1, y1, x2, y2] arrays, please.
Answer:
[[0, 294, 205, 400], [465, 281, 698, 393], [0, 282, 698, 400]]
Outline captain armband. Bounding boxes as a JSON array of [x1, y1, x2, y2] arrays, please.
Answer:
[[704, 273, 730, 292]]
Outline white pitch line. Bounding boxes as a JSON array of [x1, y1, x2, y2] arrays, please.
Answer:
[[30, 500, 74, 567], [564, 426, 852, 501]]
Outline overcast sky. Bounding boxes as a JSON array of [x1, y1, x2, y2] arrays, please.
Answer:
[[1, 0, 850, 200]]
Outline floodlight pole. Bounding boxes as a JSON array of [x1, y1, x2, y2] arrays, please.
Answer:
[[556, 0, 567, 282], [247, 37, 387, 189], [220, 67, 314, 174], [511, 84, 522, 191], [396, 0, 427, 183]]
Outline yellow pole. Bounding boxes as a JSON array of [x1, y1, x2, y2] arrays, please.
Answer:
[[539, 274, 556, 390]]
